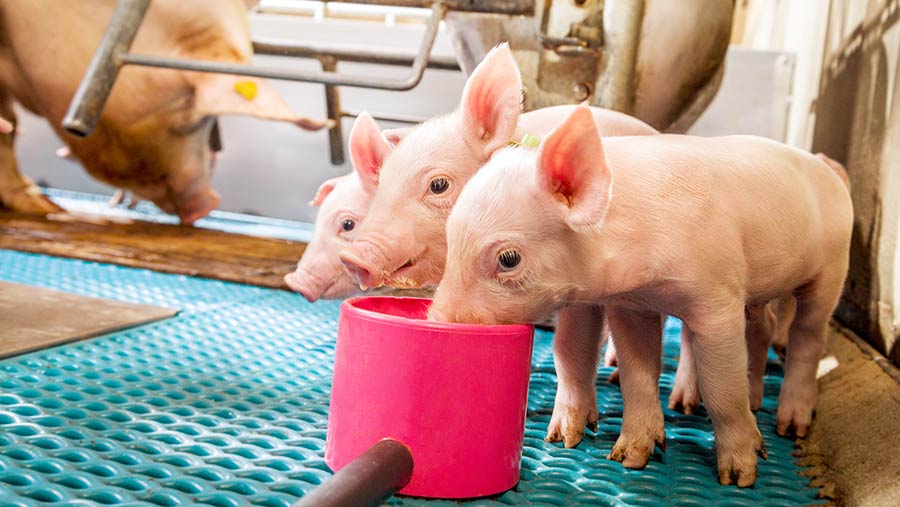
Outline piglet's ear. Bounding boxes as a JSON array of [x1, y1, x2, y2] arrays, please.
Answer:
[[382, 127, 411, 145], [309, 177, 342, 207], [538, 105, 612, 230], [349, 112, 391, 192], [459, 43, 522, 158]]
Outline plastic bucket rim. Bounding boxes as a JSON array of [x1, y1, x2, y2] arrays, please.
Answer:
[[341, 296, 534, 336]]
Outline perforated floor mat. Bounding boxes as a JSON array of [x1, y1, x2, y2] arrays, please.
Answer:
[[0, 250, 820, 506]]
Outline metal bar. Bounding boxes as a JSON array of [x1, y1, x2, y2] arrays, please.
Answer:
[[321, 57, 345, 165], [341, 109, 427, 125], [119, 2, 447, 90], [293, 439, 413, 507], [209, 119, 223, 153], [252, 38, 460, 70], [325, 0, 533, 15], [62, 0, 151, 137], [598, 0, 644, 113]]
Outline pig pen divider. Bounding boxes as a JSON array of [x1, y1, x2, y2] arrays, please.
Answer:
[[62, 0, 534, 164]]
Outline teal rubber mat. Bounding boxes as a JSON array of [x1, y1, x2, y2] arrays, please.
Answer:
[[0, 250, 820, 506]]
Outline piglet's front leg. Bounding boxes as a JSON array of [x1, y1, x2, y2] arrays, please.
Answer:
[[687, 302, 767, 487], [546, 303, 604, 448], [606, 306, 666, 468]]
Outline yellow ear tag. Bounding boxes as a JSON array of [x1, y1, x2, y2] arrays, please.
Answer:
[[234, 81, 258, 101]]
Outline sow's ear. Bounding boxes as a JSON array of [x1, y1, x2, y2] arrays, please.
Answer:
[[192, 73, 328, 130]]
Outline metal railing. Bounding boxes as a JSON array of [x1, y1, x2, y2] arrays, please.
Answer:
[[61, 0, 534, 164]]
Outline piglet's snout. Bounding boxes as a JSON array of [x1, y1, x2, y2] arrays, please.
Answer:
[[339, 244, 385, 289], [284, 268, 326, 302]]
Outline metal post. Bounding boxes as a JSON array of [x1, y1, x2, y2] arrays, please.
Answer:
[[209, 119, 223, 153], [598, 0, 644, 113], [62, 0, 151, 137], [321, 57, 344, 165]]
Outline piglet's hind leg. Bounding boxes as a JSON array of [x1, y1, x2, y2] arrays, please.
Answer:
[[606, 306, 666, 469]]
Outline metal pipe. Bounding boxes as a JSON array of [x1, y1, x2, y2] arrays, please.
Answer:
[[598, 0, 644, 113], [252, 38, 460, 70], [341, 109, 427, 125], [119, 2, 447, 90], [293, 439, 414, 507], [62, 0, 151, 137], [321, 57, 345, 165], [325, 0, 533, 15], [209, 119, 223, 153]]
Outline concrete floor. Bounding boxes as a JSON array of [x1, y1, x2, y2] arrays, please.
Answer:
[[798, 325, 900, 506]]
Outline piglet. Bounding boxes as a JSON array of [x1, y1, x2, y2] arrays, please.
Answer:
[[338, 43, 657, 291], [429, 105, 853, 486], [284, 112, 400, 301], [337, 43, 659, 451]]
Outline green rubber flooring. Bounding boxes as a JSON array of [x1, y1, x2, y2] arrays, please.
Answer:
[[0, 249, 820, 506]]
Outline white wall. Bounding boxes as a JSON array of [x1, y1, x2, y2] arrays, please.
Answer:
[[731, 0, 831, 149]]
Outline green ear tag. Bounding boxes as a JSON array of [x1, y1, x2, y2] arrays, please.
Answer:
[[508, 133, 541, 148], [520, 133, 541, 148]]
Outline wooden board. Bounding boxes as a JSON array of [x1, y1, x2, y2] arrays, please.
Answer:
[[0, 213, 307, 289], [0, 281, 178, 359]]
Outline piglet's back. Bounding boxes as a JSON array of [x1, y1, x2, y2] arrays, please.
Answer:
[[601, 134, 853, 297]]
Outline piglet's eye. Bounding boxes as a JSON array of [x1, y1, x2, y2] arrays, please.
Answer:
[[341, 219, 356, 232], [497, 249, 521, 272], [429, 177, 450, 195]]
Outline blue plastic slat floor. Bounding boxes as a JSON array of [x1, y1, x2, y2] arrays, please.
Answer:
[[0, 250, 820, 507]]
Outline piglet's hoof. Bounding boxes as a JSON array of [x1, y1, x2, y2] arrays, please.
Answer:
[[545, 398, 598, 448], [608, 427, 666, 469], [717, 436, 767, 487], [776, 404, 814, 438], [668, 383, 702, 415]]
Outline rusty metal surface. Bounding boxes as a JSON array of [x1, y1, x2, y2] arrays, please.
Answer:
[[0, 213, 306, 290], [534, 0, 605, 107]]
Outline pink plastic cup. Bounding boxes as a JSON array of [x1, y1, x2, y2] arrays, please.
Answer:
[[324, 296, 535, 499]]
